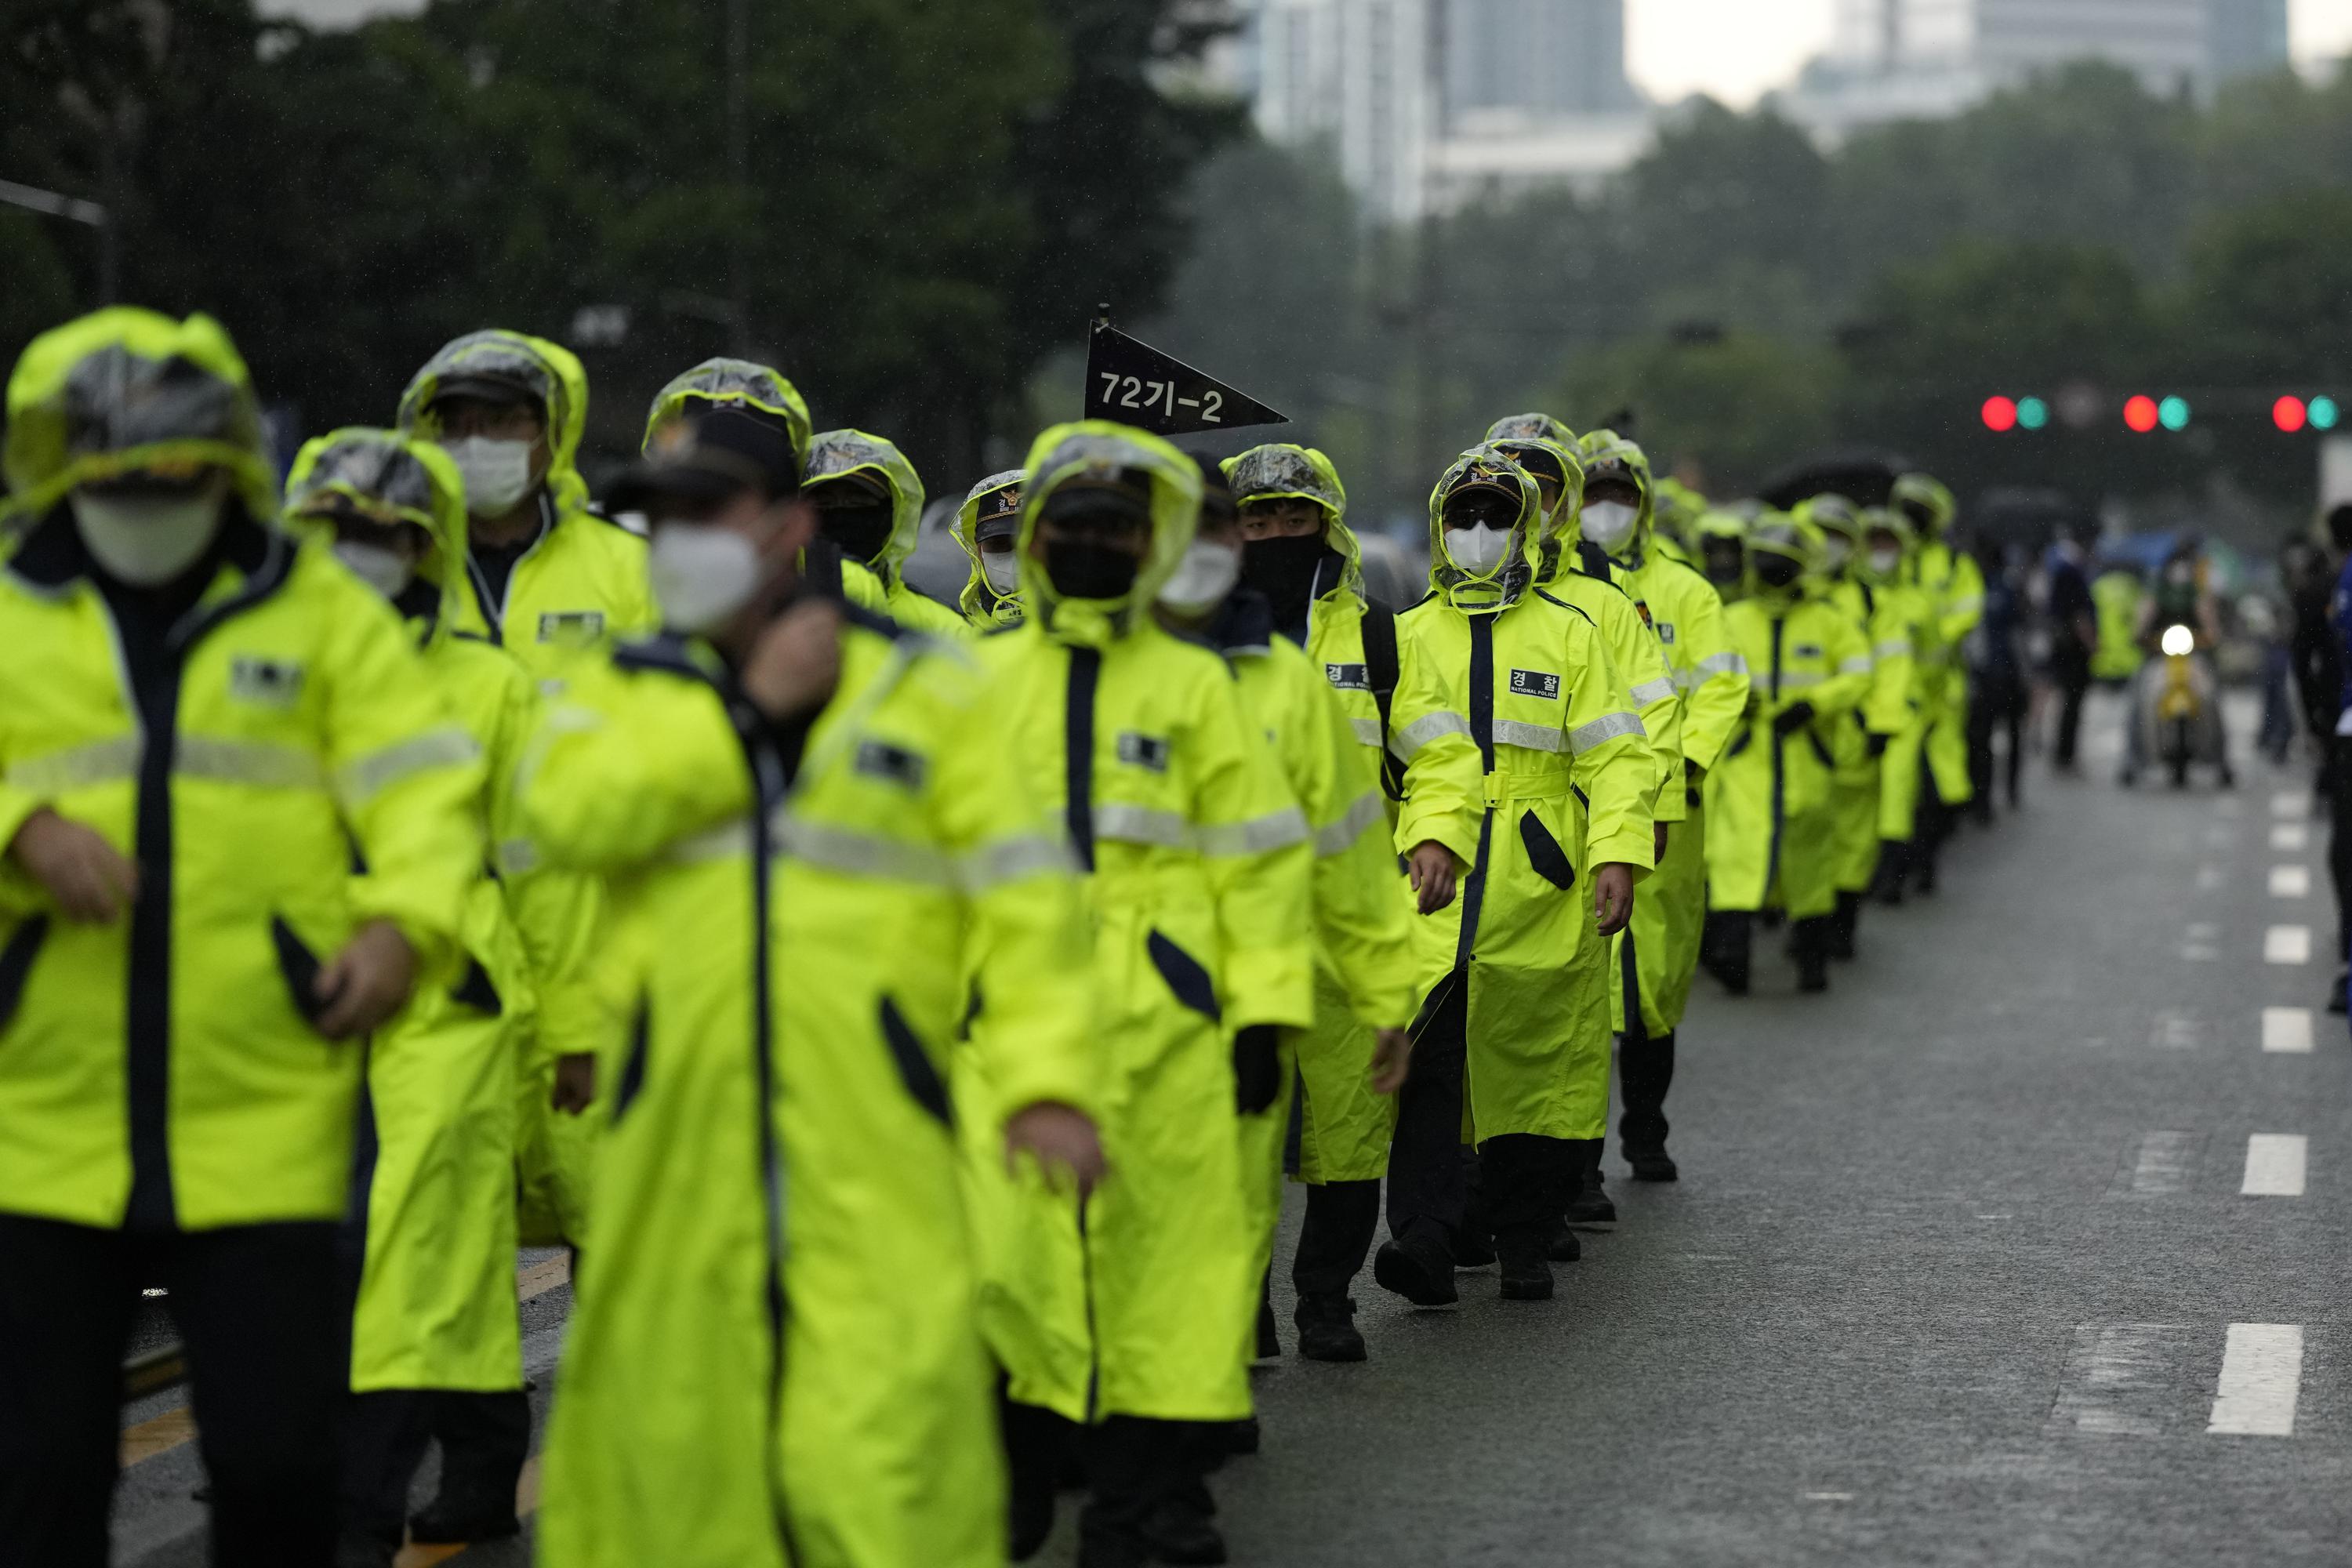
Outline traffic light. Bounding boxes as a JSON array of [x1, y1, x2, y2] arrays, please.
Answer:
[[2274, 394, 2342, 432], [1981, 395, 2017, 432], [2016, 396, 2050, 430], [2158, 395, 2191, 431], [2317, 397, 2343, 430], [2123, 394, 2159, 433]]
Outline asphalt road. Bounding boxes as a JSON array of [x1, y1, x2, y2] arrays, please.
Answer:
[[113, 691, 2350, 1566]]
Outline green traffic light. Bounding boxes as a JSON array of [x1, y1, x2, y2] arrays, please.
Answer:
[[2016, 397, 2049, 430], [2314, 396, 2342, 431], [2158, 395, 2191, 431]]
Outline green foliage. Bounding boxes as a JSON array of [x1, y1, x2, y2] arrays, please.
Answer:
[[1552, 330, 1840, 497]]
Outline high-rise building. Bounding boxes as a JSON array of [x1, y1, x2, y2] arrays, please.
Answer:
[[1439, 0, 1642, 122], [1243, 0, 1438, 223], [1796, 0, 2292, 136]]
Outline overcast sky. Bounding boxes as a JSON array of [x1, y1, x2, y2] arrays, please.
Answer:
[[1628, 0, 2352, 105]]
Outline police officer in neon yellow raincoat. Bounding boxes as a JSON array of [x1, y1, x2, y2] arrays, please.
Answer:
[[954, 470, 1027, 628], [1891, 471, 1980, 894], [967, 422, 1315, 1564], [1375, 448, 1655, 1306], [804, 429, 969, 637], [1573, 431, 1748, 1184], [1223, 441, 1425, 1360], [1852, 508, 1936, 891], [1159, 456, 1416, 1376], [1700, 514, 1870, 995], [279, 429, 601, 1564], [638, 358, 892, 618], [0, 309, 481, 1565], [526, 406, 1102, 1568]]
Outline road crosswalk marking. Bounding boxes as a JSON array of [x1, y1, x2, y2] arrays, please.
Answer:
[[2241, 1134, 2308, 1196], [2264, 925, 2312, 965], [2208, 1325, 2303, 1436], [2261, 1007, 2314, 1054], [2270, 865, 2311, 898]]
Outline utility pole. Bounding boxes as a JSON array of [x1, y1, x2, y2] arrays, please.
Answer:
[[725, 0, 751, 352]]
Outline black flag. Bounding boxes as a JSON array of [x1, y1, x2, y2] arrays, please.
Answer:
[[1083, 317, 1287, 437]]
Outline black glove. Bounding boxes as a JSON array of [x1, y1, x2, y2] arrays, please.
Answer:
[[1232, 1024, 1282, 1115], [1866, 731, 1891, 758], [1771, 701, 1817, 739]]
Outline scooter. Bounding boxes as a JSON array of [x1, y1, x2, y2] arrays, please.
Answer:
[[2121, 622, 2232, 789]]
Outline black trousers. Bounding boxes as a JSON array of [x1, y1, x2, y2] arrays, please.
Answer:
[[1385, 975, 1469, 1244], [2329, 738, 2352, 963], [2051, 649, 2092, 768], [1292, 1179, 1380, 1298], [0, 1215, 343, 1568], [1618, 1030, 1677, 1154], [416, 1388, 531, 1514], [1969, 670, 2027, 808]]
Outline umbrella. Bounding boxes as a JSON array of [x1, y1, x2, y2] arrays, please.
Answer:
[[1756, 449, 1915, 510]]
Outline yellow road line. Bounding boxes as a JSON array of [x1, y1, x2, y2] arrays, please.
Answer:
[[122, 1255, 573, 1469]]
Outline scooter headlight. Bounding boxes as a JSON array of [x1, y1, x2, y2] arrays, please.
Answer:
[[2160, 624, 2195, 657]]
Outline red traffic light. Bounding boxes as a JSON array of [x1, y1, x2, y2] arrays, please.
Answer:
[[2123, 394, 2160, 434], [1981, 395, 2018, 433], [2274, 395, 2309, 433]]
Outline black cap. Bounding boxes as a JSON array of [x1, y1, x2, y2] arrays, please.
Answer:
[[604, 406, 801, 514], [428, 371, 543, 413], [1040, 469, 1152, 530]]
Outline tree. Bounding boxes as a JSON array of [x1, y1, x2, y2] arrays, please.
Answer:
[[1551, 330, 1839, 497]]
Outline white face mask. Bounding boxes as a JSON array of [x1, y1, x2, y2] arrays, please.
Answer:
[[649, 524, 762, 633], [71, 489, 224, 587], [1821, 535, 1853, 572], [1445, 522, 1513, 578], [1157, 539, 1241, 615], [1867, 546, 1903, 578], [982, 551, 1022, 594], [1581, 500, 1638, 551], [334, 539, 415, 600], [443, 436, 535, 516]]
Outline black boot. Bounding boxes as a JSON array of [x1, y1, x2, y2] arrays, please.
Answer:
[[407, 1391, 528, 1544], [1792, 916, 1831, 993], [1495, 1233, 1555, 1301], [1293, 1294, 1367, 1362], [1563, 1138, 1615, 1225], [1872, 840, 1907, 906], [1828, 891, 1860, 960], [1543, 1216, 1583, 1261], [1618, 1030, 1679, 1181], [1145, 1425, 1229, 1565], [1003, 1396, 1072, 1560], [1083, 1417, 1211, 1568], [1701, 910, 1752, 995], [1371, 1222, 1458, 1306]]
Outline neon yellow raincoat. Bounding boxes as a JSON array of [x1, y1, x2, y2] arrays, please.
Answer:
[[1704, 516, 1871, 920], [804, 429, 968, 637], [398, 329, 657, 662], [284, 428, 602, 1389], [1576, 432, 1748, 1039], [0, 310, 480, 1232], [1854, 510, 1936, 845], [2092, 568, 2146, 682], [1391, 451, 1656, 1148], [526, 608, 1095, 1568], [1222, 442, 1417, 1183], [970, 422, 1314, 1426], [1893, 473, 1980, 808], [1798, 495, 1909, 899]]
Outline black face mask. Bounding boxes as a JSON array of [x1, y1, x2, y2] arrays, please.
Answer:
[[1240, 532, 1327, 620], [817, 503, 894, 567], [1755, 554, 1802, 590], [1703, 545, 1744, 588], [1044, 539, 1140, 601]]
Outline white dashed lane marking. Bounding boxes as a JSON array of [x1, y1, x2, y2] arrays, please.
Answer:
[[2272, 790, 2311, 820], [2208, 1325, 2304, 1436], [2241, 1134, 2309, 1197], [2271, 824, 2310, 852], [2262, 1007, 2314, 1054], [2129, 1132, 2198, 1194], [2265, 926, 2313, 965], [2270, 865, 2311, 898]]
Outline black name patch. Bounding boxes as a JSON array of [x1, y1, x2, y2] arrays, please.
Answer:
[[538, 610, 607, 644], [1325, 662, 1371, 691], [1508, 668, 1561, 700], [1116, 731, 1171, 771], [855, 739, 926, 789], [230, 656, 306, 707]]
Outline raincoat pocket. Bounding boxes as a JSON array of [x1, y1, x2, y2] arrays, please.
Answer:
[[0, 915, 49, 1033], [1518, 811, 1577, 891], [880, 995, 954, 1127], [271, 916, 328, 1031], [1146, 929, 1221, 1023], [452, 957, 503, 1016]]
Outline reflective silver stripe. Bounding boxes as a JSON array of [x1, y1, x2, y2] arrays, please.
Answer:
[[1695, 651, 1749, 677], [495, 837, 541, 877], [1947, 593, 1984, 614], [180, 735, 328, 791], [1312, 789, 1385, 858], [1491, 718, 1565, 753], [1568, 711, 1646, 753], [777, 814, 954, 887], [1838, 655, 1874, 676], [5, 736, 140, 794], [1196, 805, 1310, 858], [339, 726, 478, 804], [1349, 717, 1384, 747], [1777, 670, 1826, 690], [1092, 803, 1192, 849], [1388, 710, 1471, 761], [960, 833, 1075, 892], [1629, 676, 1678, 706], [1873, 638, 1913, 659], [663, 815, 754, 865]]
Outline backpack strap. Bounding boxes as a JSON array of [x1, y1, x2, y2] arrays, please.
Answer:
[[1360, 598, 1405, 800]]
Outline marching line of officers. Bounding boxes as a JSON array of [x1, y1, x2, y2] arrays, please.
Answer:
[[0, 307, 1984, 1568]]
